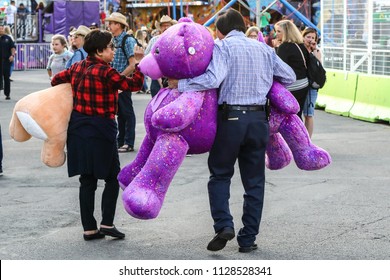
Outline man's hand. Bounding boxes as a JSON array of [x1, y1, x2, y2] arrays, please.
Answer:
[[168, 79, 179, 89]]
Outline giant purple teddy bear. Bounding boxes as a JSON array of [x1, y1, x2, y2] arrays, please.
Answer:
[[117, 18, 217, 219], [118, 19, 331, 220]]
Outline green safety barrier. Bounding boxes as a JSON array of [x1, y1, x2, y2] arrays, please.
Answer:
[[349, 74, 390, 123], [316, 71, 358, 116]]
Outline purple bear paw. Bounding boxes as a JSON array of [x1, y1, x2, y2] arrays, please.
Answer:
[[122, 186, 162, 219], [294, 147, 332, 170]]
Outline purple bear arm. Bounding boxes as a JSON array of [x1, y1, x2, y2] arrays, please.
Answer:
[[151, 91, 205, 132], [268, 81, 300, 114]]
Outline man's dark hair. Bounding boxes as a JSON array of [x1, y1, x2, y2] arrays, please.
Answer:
[[215, 8, 246, 36], [84, 30, 113, 56]]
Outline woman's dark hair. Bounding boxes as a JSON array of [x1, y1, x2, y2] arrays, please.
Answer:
[[302, 27, 318, 42], [83, 30, 113, 56], [215, 8, 246, 36]]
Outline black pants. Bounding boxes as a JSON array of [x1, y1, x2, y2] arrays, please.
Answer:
[[0, 61, 11, 97], [79, 152, 120, 231], [291, 86, 309, 119], [208, 109, 269, 247], [0, 124, 3, 170], [117, 91, 136, 147], [150, 79, 161, 98]]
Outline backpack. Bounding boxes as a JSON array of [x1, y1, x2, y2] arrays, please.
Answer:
[[118, 34, 138, 62], [307, 52, 327, 89], [295, 43, 327, 89]]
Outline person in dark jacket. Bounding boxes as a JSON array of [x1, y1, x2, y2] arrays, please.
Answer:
[[274, 19, 310, 119], [0, 23, 16, 100]]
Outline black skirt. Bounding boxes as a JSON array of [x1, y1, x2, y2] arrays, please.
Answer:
[[67, 110, 119, 179]]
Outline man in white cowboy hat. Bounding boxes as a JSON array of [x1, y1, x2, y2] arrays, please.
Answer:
[[144, 15, 176, 98], [65, 25, 91, 69], [106, 12, 139, 153]]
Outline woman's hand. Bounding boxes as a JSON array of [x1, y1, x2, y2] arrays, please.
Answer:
[[310, 41, 318, 52]]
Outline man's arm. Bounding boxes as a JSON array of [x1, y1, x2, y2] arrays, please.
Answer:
[[9, 47, 16, 63], [121, 56, 136, 76], [121, 37, 142, 76]]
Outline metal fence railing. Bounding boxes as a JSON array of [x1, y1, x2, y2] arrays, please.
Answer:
[[321, 0, 390, 76], [14, 43, 51, 71]]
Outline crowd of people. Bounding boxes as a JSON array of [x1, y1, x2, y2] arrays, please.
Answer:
[[1, 7, 324, 253]]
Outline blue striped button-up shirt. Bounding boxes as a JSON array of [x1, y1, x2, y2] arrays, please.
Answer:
[[178, 30, 296, 105], [112, 31, 136, 73]]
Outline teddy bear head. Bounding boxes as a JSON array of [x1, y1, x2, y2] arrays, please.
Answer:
[[139, 17, 214, 80]]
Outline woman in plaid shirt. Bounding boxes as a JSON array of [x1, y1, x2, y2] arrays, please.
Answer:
[[51, 30, 144, 241]]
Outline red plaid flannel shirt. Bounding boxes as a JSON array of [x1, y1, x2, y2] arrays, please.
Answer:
[[51, 56, 143, 119]]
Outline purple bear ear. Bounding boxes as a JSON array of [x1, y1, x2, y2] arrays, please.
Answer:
[[178, 17, 193, 23]]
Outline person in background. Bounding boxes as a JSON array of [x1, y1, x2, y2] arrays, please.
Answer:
[[150, 29, 160, 38], [302, 27, 322, 137], [0, 124, 3, 176], [16, 3, 29, 40], [106, 12, 139, 153], [46, 34, 73, 79], [245, 26, 260, 39], [30, 0, 38, 14], [260, 6, 271, 29], [145, 15, 176, 98], [65, 25, 90, 69], [140, 26, 149, 44], [36, 1, 45, 13], [135, 28, 148, 94], [169, 9, 295, 253], [135, 29, 148, 49], [4, 26, 15, 82], [0, 23, 16, 100], [274, 19, 309, 119], [67, 26, 76, 52], [263, 25, 275, 48], [5, 1, 17, 33], [51, 30, 144, 241], [89, 22, 99, 30]]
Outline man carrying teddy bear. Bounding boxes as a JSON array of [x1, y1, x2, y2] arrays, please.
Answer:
[[169, 9, 295, 253]]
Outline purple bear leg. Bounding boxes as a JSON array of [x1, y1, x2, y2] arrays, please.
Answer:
[[266, 133, 293, 170], [117, 136, 154, 190], [279, 115, 331, 170], [122, 133, 189, 219]]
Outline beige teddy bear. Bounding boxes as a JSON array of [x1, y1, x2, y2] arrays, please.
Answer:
[[9, 83, 73, 167]]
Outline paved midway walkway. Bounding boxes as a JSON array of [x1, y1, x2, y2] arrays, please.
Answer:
[[0, 70, 389, 260]]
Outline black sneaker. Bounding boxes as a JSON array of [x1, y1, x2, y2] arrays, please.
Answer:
[[5, 96, 10, 100]]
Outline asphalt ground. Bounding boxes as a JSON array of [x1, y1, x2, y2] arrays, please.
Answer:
[[0, 70, 389, 261]]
